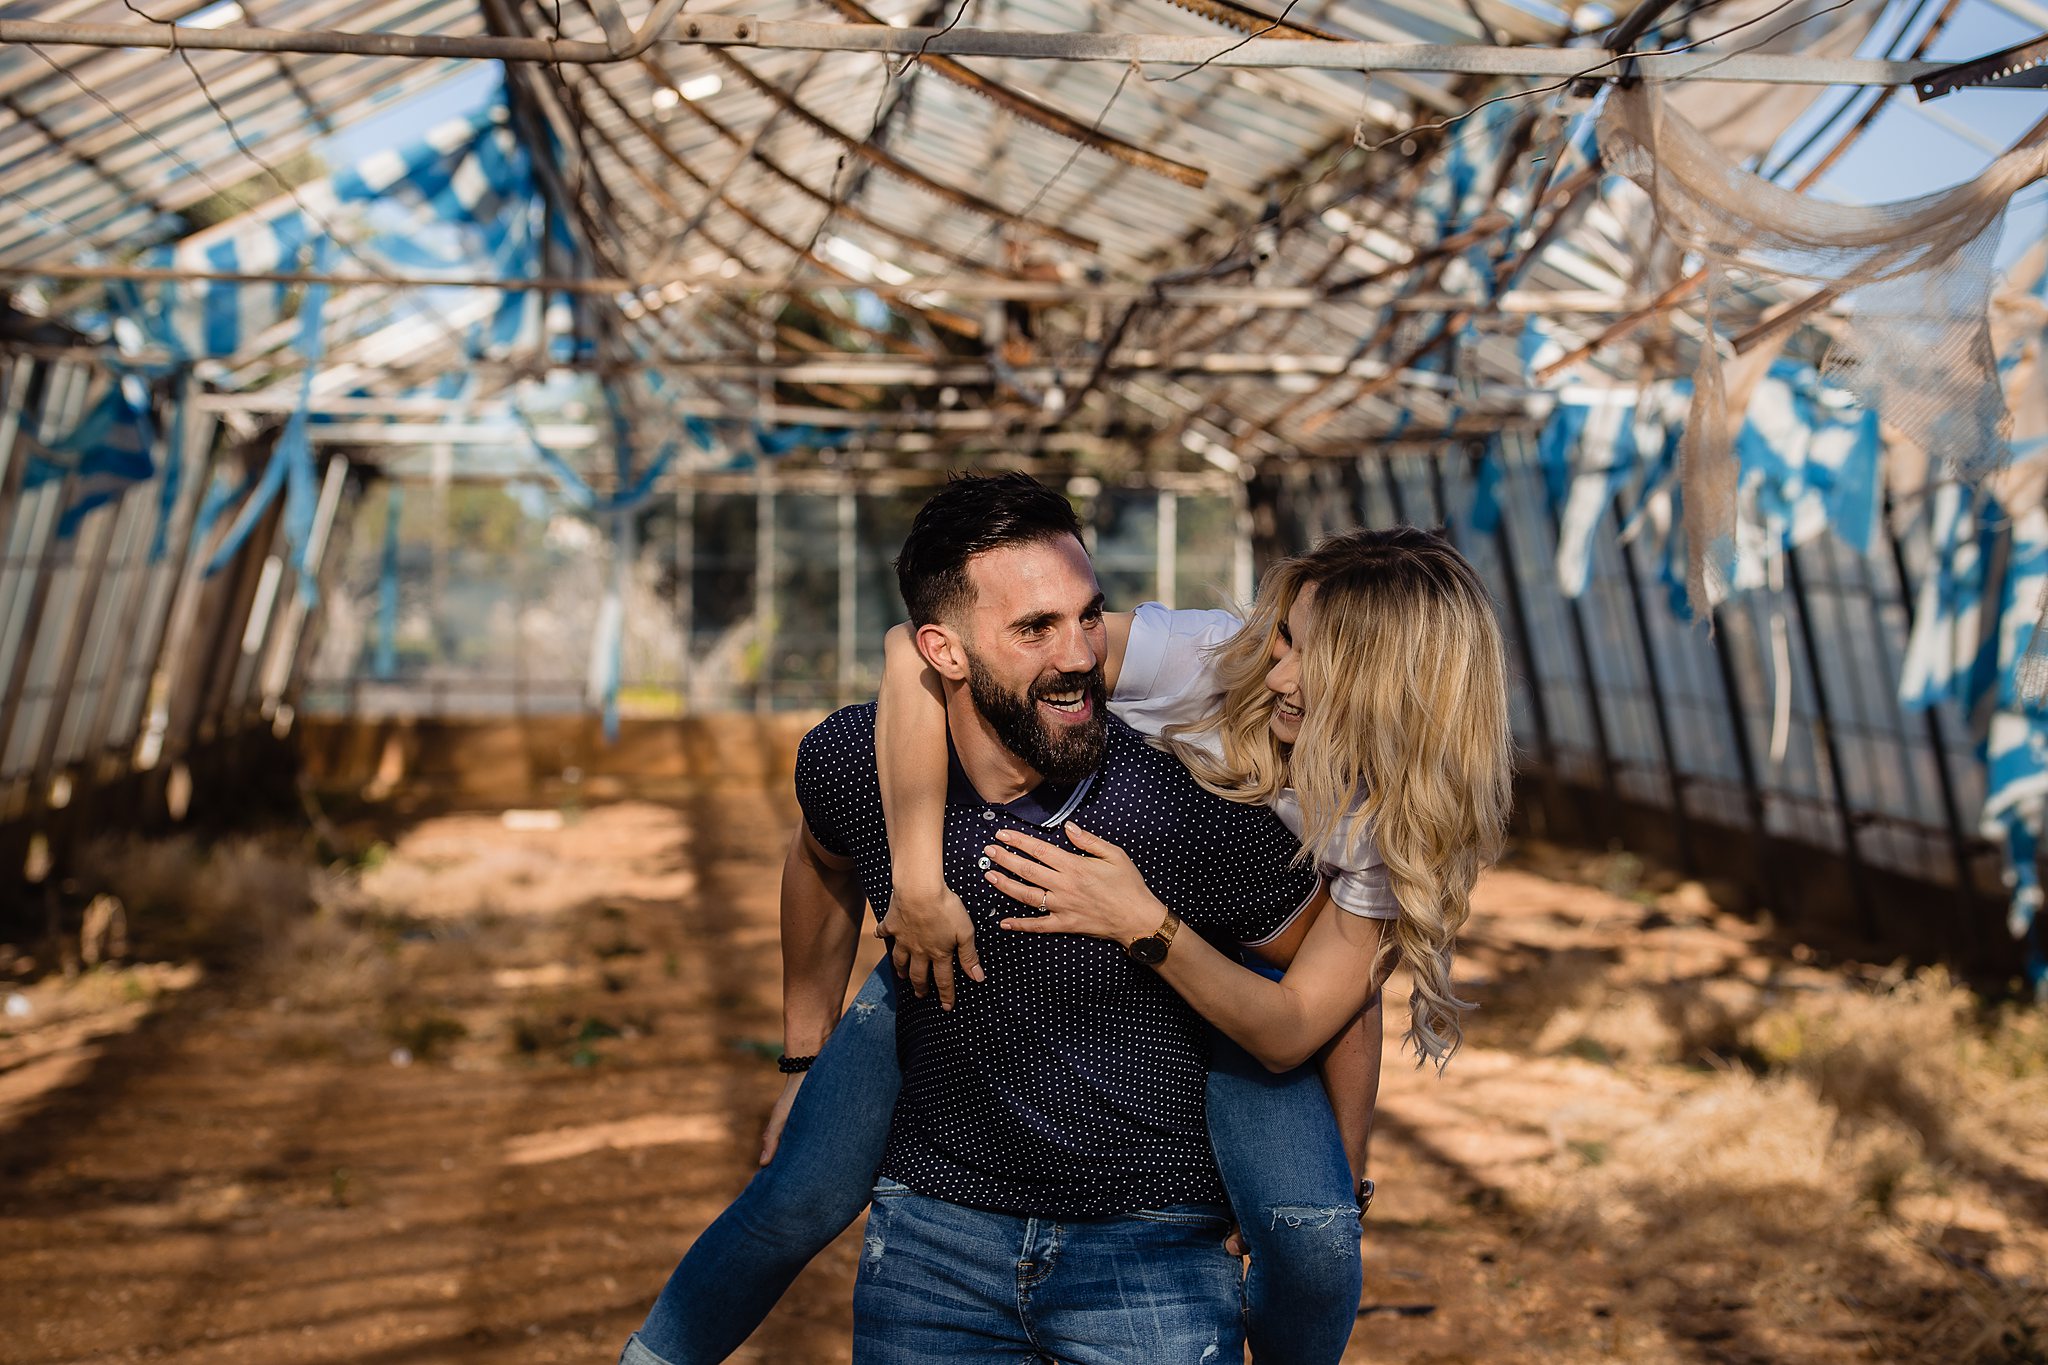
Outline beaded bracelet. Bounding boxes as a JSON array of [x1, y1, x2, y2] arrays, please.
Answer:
[[777, 1053, 818, 1074]]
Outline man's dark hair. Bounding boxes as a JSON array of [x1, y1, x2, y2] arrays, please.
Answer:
[[895, 472, 1083, 626]]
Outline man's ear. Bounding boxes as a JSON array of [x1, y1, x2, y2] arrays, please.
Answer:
[[914, 621, 971, 682]]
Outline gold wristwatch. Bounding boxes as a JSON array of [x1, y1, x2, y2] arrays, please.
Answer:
[[1126, 907, 1181, 965]]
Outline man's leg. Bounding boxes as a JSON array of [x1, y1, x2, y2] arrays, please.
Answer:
[[852, 1181, 1048, 1365], [625, 964, 900, 1365], [1024, 1205, 1247, 1365]]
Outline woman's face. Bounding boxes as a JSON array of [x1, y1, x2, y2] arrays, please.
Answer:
[[1264, 582, 1316, 746]]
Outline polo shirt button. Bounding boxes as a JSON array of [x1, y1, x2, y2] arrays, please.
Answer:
[[977, 856, 992, 870], [981, 810, 997, 822]]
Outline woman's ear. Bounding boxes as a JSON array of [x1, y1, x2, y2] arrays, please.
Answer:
[[914, 622, 971, 681]]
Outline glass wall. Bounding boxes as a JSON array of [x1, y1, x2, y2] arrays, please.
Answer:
[[301, 474, 1249, 718]]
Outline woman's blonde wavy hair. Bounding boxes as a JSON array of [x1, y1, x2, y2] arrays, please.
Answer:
[[1164, 527, 1513, 1069]]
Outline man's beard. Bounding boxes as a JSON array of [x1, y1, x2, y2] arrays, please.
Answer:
[[966, 653, 1108, 786]]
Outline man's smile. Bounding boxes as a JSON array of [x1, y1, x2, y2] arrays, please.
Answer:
[[1037, 687, 1094, 722]]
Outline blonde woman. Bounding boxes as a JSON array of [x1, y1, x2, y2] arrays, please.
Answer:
[[872, 524, 1513, 1362]]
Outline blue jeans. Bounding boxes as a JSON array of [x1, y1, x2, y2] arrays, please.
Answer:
[[853, 1178, 1244, 1364], [623, 962, 1360, 1365]]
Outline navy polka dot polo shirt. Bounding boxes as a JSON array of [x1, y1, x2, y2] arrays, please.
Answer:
[[795, 703, 1320, 1219]]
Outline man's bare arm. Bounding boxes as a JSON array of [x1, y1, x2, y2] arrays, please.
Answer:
[[780, 819, 867, 1056], [763, 819, 866, 1164]]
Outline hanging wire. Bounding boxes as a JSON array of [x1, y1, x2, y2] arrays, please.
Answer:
[[24, 44, 254, 221], [784, 0, 980, 279], [1153, 0, 1308, 82], [945, 62, 1140, 272]]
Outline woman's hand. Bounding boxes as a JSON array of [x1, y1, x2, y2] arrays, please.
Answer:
[[877, 881, 984, 1010], [984, 823, 1167, 946]]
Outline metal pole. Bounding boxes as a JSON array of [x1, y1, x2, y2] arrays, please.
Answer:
[[1611, 494, 1694, 874], [1705, 604, 1784, 914], [1230, 476, 1255, 607], [259, 454, 350, 715], [0, 357, 41, 691], [1156, 489, 1178, 609], [1781, 541, 1876, 935], [189, 499, 282, 748], [755, 470, 774, 714], [837, 486, 857, 706], [0, 0, 686, 62], [0, 356, 33, 506], [26, 480, 123, 801], [126, 411, 219, 772], [513, 492, 528, 719], [1376, 455, 1409, 524], [0, 362, 83, 784], [0, 262, 1652, 313], [1882, 497, 1977, 898], [675, 482, 694, 709], [1423, 447, 1453, 529], [1464, 442, 1570, 835], [0, 16, 1948, 84], [68, 462, 156, 778], [1519, 430, 1623, 834]]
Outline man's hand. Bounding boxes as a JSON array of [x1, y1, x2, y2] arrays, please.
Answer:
[[877, 880, 984, 1010], [760, 1073, 805, 1165]]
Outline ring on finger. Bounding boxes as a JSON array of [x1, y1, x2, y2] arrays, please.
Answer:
[[1038, 888, 1050, 911]]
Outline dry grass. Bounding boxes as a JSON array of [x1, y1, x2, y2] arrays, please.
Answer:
[[75, 831, 415, 1030], [1519, 966, 2048, 1361], [81, 832, 323, 965]]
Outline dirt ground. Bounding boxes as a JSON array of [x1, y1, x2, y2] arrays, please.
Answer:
[[3, 771, 2044, 1364]]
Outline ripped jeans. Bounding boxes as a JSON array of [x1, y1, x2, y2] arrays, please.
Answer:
[[622, 962, 1361, 1365], [852, 1178, 1244, 1364]]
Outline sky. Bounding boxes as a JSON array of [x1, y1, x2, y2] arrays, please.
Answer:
[[1769, 0, 2048, 270]]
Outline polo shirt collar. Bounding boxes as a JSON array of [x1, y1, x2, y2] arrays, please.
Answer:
[[946, 737, 1098, 827]]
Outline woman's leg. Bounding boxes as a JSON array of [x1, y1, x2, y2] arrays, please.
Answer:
[[1207, 1026, 1362, 1365], [624, 962, 901, 1365]]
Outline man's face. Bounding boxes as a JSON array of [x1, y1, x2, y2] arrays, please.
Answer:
[[956, 535, 1109, 785]]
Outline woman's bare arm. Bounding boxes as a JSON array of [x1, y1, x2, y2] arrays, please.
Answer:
[[983, 824, 1392, 1071], [876, 623, 979, 1008], [875, 613, 1133, 1008], [1316, 999, 1383, 1182]]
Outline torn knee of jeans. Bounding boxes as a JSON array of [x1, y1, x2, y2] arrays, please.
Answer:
[[1267, 1204, 1353, 1231], [863, 1231, 886, 1266], [1263, 1204, 1361, 1261], [848, 999, 879, 1022]]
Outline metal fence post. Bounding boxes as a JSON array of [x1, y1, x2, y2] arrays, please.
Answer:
[[1782, 541, 1875, 935], [1881, 496, 1977, 897], [1611, 495, 1694, 874]]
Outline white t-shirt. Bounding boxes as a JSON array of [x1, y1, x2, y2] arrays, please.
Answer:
[[1111, 601, 1399, 921]]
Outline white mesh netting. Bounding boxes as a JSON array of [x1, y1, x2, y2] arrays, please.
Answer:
[[1598, 84, 2045, 613]]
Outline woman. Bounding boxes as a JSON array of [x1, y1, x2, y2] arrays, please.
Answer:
[[622, 526, 1512, 1365]]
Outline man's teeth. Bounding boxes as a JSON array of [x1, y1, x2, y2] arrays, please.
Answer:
[[1041, 690, 1086, 711]]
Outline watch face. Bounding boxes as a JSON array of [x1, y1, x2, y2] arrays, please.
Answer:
[[1129, 935, 1168, 966]]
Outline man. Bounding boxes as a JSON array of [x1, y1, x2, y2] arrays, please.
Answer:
[[619, 472, 1333, 1365], [796, 473, 1323, 1362]]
